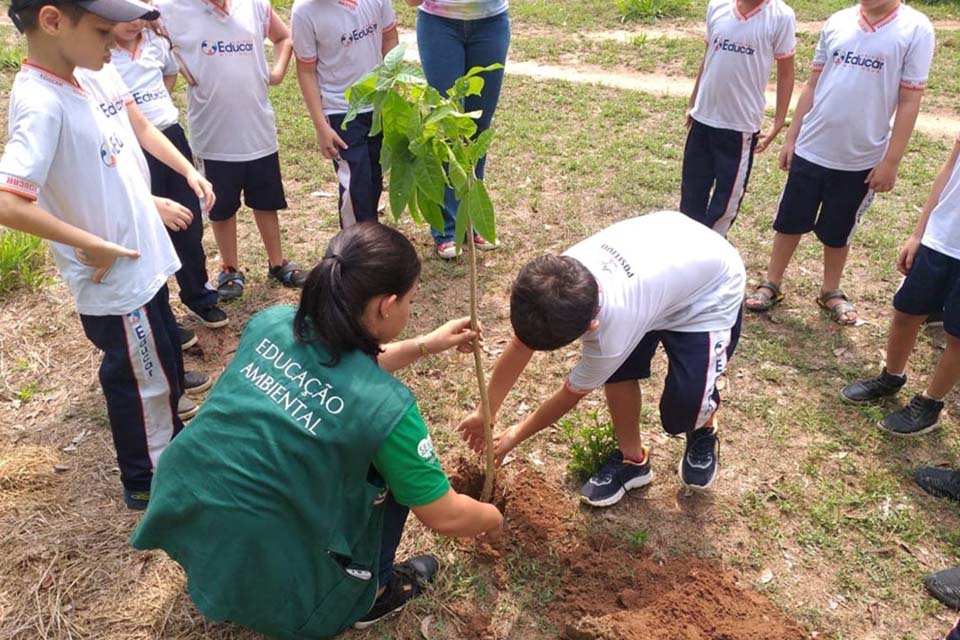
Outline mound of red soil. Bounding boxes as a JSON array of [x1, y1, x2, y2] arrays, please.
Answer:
[[447, 457, 807, 640]]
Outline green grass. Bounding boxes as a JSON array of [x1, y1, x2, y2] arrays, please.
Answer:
[[616, 0, 692, 22], [0, 229, 48, 296]]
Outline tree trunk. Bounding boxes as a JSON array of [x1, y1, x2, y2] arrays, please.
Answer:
[[467, 232, 496, 502]]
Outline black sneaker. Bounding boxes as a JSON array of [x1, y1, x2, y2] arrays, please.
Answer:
[[679, 427, 719, 491], [184, 370, 212, 395], [914, 466, 960, 501], [267, 260, 307, 289], [925, 567, 960, 609], [925, 310, 945, 328], [353, 555, 439, 629], [178, 323, 198, 351], [123, 488, 150, 510], [188, 304, 229, 329], [878, 394, 944, 436], [579, 449, 653, 508], [840, 368, 906, 403]]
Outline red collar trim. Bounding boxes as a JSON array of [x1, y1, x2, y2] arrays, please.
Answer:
[[21, 60, 84, 94], [202, 0, 230, 17], [733, 0, 771, 21], [859, 2, 900, 32], [114, 34, 144, 60]]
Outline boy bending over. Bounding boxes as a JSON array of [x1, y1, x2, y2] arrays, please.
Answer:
[[459, 211, 745, 507]]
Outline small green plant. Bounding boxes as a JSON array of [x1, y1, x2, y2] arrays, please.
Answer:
[[17, 382, 41, 403], [560, 410, 619, 480], [344, 46, 503, 501], [615, 0, 690, 22], [625, 528, 649, 549], [0, 229, 48, 296]]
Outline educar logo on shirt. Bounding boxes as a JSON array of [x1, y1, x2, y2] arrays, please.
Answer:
[[832, 49, 886, 71], [201, 39, 255, 56], [340, 22, 378, 46], [99, 133, 124, 168], [713, 36, 756, 56]]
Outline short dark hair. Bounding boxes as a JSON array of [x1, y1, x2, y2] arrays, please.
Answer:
[[510, 255, 598, 351], [295, 223, 421, 366], [13, 3, 87, 32]]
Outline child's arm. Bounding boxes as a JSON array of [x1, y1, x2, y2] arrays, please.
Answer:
[[866, 87, 924, 193], [685, 43, 707, 129], [295, 59, 349, 159], [898, 136, 960, 275], [778, 68, 820, 171], [267, 11, 294, 86], [0, 191, 139, 282], [382, 24, 399, 57], [493, 383, 586, 463], [404, 0, 422, 5], [413, 489, 503, 538], [457, 335, 535, 451], [756, 56, 795, 154], [379, 317, 477, 372], [163, 74, 177, 94], [126, 102, 215, 211]]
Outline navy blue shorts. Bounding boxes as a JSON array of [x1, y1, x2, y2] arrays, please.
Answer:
[[893, 244, 960, 338], [606, 310, 743, 435], [199, 152, 288, 222], [327, 112, 383, 228], [680, 119, 759, 237], [773, 154, 874, 248]]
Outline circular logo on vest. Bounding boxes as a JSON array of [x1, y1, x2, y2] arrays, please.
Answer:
[[417, 436, 435, 460]]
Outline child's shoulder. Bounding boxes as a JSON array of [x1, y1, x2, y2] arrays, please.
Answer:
[[9, 65, 75, 114]]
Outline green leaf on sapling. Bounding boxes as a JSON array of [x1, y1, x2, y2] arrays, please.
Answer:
[[465, 181, 495, 245], [419, 193, 445, 234], [413, 154, 446, 205]]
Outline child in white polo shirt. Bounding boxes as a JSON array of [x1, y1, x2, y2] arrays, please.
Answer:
[[111, 18, 229, 330], [155, 0, 305, 300], [746, 0, 934, 325], [0, 0, 215, 509], [291, 0, 398, 228], [682, 0, 796, 237], [841, 132, 960, 436]]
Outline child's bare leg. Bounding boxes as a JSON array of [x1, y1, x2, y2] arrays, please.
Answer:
[[210, 217, 239, 268], [927, 334, 960, 399], [760, 232, 803, 292], [885, 310, 926, 375], [605, 380, 644, 460], [253, 209, 284, 268], [822, 244, 856, 322]]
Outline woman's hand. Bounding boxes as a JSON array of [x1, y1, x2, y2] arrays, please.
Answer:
[[424, 317, 479, 355]]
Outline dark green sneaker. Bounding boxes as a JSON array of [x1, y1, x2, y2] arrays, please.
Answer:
[[123, 489, 150, 510], [879, 394, 944, 436]]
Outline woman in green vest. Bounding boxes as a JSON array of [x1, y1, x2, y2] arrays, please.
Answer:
[[130, 223, 504, 639]]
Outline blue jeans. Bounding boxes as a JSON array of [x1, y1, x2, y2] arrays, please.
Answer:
[[416, 9, 510, 244], [378, 493, 409, 587]]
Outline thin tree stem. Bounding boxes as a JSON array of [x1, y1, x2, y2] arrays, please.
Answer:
[[467, 230, 496, 502]]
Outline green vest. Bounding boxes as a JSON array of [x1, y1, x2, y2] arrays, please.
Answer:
[[130, 306, 415, 639]]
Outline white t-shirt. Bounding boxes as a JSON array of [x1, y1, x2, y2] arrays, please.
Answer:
[[691, 0, 796, 134], [564, 211, 746, 393], [795, 3, 934, 171], [291, 0, 397, 115], [111, 29, 181, 131], [155, 0, 278, 161], [922, 132, 960, 261], [419, 0, 507, 20], [0, 63, 180, 316]]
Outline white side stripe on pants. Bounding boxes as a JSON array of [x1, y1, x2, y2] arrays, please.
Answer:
[[714, 132, 753, 237], [335, 158, 357, 228], [123, 307, 175, 467], [696, 329, 732, 429], [844, 189, 876, 246]]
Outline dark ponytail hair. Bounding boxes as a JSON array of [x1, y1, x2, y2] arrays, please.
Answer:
[[294, 223, 421, 366]]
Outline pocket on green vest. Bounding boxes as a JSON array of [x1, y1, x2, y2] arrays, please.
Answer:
[[293, 553, 378, 638]]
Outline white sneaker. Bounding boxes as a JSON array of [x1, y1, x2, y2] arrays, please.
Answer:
[[473, 234, 498, 251], [436, 242, 458, 260]]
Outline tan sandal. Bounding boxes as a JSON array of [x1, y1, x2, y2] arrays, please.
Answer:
[[817, 289, 858, 325], [745, 280, 784, 313]]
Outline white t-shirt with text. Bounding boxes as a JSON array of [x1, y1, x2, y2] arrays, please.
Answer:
[[155, 0, 279, 161], [0, 63, 180, 316], [111, 29, 181, 130], [291, 0, 397, 115], [795, 3, 934, 171], [922, 132, 960, 261], [691, 0, 796, 134], [564, 211, 746, 393]]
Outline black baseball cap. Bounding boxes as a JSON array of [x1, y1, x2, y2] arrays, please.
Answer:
[[9, 0, 160, 32]]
